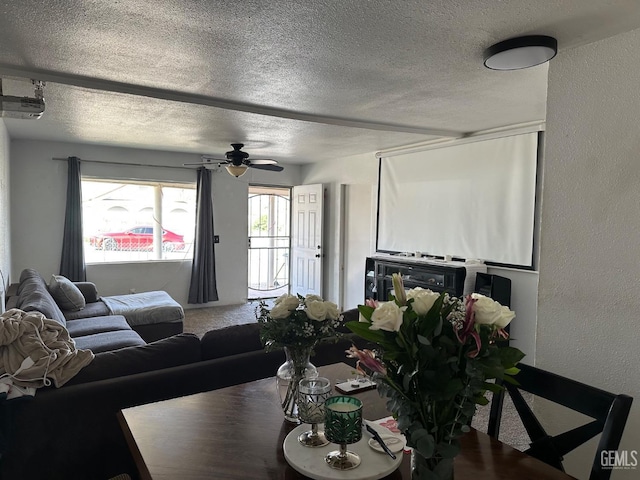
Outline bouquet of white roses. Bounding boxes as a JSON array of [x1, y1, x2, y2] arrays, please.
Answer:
[[257, 293, 342, 350], [346, 273, 524, 480], [257, 293, 344, 422]]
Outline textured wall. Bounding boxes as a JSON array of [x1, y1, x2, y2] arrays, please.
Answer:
[[301, 152, 378, 304], [9, 139, 300, 307], [0, 120, 10, 303], [301, 151, 539, 363], [539, 27, 640, 479]]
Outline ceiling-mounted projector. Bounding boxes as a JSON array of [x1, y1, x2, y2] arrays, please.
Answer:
[[0, 95, 45, 119], [0, 79, 46, 119]]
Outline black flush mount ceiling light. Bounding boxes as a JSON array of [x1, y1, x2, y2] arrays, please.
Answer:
[[483, 35, 557, 70]]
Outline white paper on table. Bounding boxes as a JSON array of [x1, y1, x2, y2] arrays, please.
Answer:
[[365, 417, 412, 453]]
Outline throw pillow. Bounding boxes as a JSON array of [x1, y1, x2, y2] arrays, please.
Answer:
[[49, 274, 86, 312]]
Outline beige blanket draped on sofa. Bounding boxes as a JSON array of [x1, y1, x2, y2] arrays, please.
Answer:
[[0, 309, 94, 398]]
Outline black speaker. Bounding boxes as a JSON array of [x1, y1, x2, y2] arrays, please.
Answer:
[[474, 273, 511, 307], [364, 257, 377, 301]]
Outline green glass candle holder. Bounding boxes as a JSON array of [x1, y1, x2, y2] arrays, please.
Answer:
[[324, 395, 363, 470]]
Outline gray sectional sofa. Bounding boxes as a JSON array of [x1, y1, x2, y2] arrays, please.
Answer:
[[7, 268, 183, 344], [0, 269, 365, 480]]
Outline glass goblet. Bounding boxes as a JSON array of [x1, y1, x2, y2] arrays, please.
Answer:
[[297, 377, 332, 447], [324, 395, 363, 470]]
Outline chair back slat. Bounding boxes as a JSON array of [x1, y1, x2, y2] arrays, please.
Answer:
[[487, 363, 633, 480], [525, 441, 565, 471], [506, 384, 548, 442], [591, 395, 633, 480], [513, 364, 615, 420], [552, 420, 603, 456]]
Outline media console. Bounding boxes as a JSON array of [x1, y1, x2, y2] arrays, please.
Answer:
[[365, 255, 509, 305]]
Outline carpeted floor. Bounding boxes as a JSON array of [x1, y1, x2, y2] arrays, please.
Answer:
[[183, 301, 531, 452], [183, 300, 271, 338]]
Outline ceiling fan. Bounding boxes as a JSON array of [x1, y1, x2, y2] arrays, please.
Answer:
[[185, 143, 284, 177]]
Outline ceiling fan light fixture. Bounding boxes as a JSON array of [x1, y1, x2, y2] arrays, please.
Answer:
[[483, 35, 557, 70], [226, 164, 248, 177]]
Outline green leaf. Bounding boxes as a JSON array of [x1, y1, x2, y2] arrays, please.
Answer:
[[433, 458, 454, 479], [402, 369, 417, 392], [439, 335, 454, 347], [504, 366, 521, 375], [433, 316, 443, 336], [443, 379, 464, 398], [412, 429, 435, 458], [496, 346, 526, 367], [436, 442, 460, 459], [482, 381, 504, 394], [417, 334, 431, 346], [344, 320, 386, 343], [501, 374, 521, 386], [357, 304, 375, 321]]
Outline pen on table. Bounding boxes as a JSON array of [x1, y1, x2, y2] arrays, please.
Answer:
[[365, 424, 397, 459]]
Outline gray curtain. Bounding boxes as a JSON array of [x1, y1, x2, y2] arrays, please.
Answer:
[[59, 156, 86, 281], [188, 167, 219, 303]]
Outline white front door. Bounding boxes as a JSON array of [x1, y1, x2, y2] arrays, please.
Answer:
[[291, 184, 323, 297]]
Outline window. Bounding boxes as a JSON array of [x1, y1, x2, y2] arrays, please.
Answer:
[[82, 179, 196, 263]]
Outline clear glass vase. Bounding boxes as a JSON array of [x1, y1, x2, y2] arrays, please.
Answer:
[[410, 449, 454, 480], [276, 345, 318, 423]]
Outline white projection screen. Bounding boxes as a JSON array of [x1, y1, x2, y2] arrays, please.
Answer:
[[377, 132, 539, 267]]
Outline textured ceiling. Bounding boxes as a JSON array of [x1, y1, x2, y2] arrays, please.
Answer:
[[1, 1, 640, 164]]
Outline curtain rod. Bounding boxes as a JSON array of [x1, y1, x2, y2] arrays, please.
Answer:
[[52, 157, 194, 170]]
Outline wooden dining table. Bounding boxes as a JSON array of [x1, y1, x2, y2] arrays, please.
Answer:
[[118, 363, 576, 480]]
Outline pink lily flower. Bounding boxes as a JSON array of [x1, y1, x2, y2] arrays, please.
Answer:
[[497, 328, 509, 340], [456, 295, 482, 358], [346, 345, 387, 376]]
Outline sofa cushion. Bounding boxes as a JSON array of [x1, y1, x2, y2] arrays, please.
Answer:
[[73, 330, 146, 354], [66, 333, 201, 385], [100, 291, 184, 326], [66, 315, 132, 337], [72, 282, 100, 303], [201, 323, 262, 360], [16, 269, 66, 325], [63, 300, 110, 320], [49, 275, 86, 312]]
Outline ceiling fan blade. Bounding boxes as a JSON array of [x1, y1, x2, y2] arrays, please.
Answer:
[[248, 163, 284, 172], [249, 159, 278, 165]]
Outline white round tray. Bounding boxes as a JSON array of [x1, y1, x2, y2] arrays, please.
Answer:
[[283, 424, 403, 480]]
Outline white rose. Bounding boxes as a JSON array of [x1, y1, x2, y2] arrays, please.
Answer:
[[370, 301, 405, 332], [493, 307, 515, 329], [406, 287, 440, 316], [471, 293, 515, 328], [275, 294, 300, 311], [324, 301, 340, 320], [306, 300, 328, 321], [270, 303, 291, 320], [304, 294, 323, 306]]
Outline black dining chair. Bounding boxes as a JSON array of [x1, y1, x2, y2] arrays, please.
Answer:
[[487, 363, 633, 480]]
